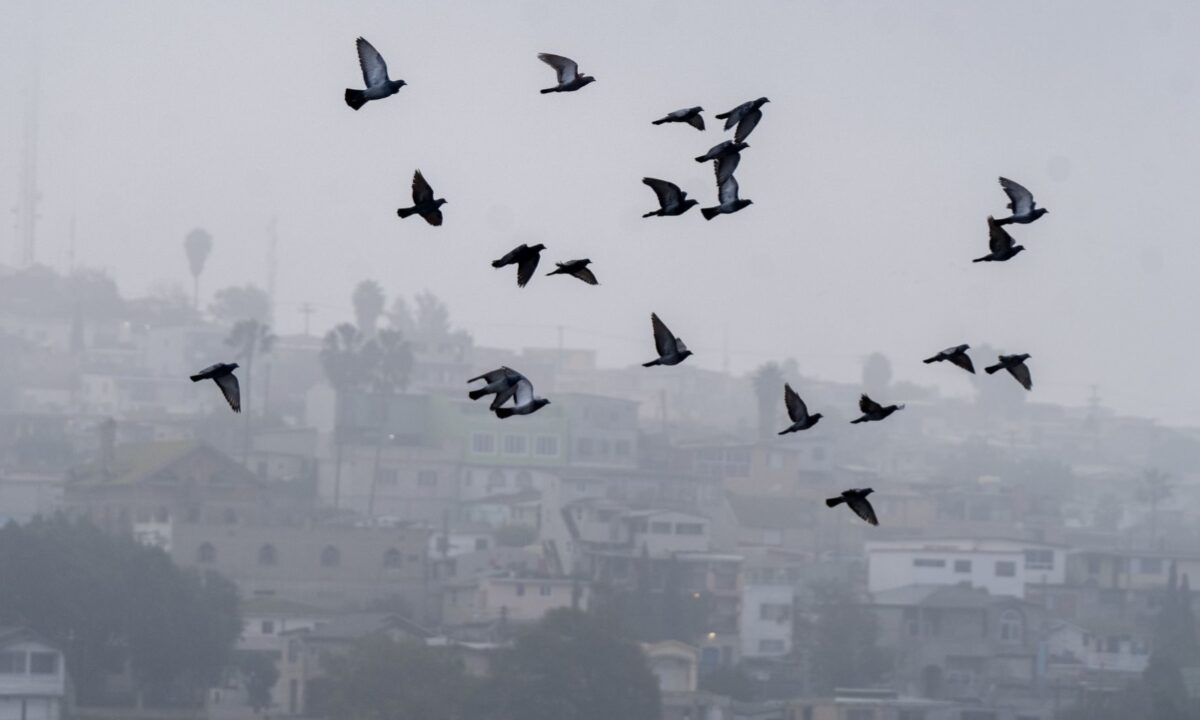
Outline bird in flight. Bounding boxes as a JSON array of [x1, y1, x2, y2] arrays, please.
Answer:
[[851, 394, 904, 424], [973, 217, 1025, 263], [468, 366, 524, 405], [538, 53, 595, 93], [396, 170, 447, 226], [985, 353, 1033, 390], [491, 376, 551, 418], [643, 313, 693, 367], [695, 140, 749, 185], [190, 363, 241, 413], [642, 178, 698, 218], [715, 97, 769, 144], [923, 344, 975, 374], [779, 384, 823, 434], [826, 488, 879, 526], [702, 174, 752, 220], [344, 37, 406, 110], [994, 177, 1048, 226], [652, 106, 705, 130], [547, 259, 599, 285], [492, 244, 546, 288]]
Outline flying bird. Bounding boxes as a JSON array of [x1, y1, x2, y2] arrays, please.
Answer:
[[695, 140, 749, 184], [538, 53, 595, 93], [546, 259, 599, 285], [850, 394, 904, 424], [642, 313, 693, 367], [973, 217, 1026, 263], [701, 174, 752, 220], [344, 37, 406, 110], [985, 353, 1033, 390], [715, 97, 769, 143], [468, 366, 524, 405], [492, 244, 546, 288], [492, 377, 551, 419], [994, 177, 1048, 226], [396, 170, 446, 226], [923, 344, 975, 374], [652, 106, 705, 130], [778, 384, 823, 434], [190, 363, 240, 413], [826, 488, 878, 526], [642, 178, 698, 218]]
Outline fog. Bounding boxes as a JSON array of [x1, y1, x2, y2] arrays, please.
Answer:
[[2, 2, 1200, 720]]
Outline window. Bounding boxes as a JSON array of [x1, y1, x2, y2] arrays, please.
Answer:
[[486, 469, 505, 491], [760, 603, 790, 622], [540, 585, 552, 596], [577, 438, 594, 457], [384, 548, 403, 569], [534, 436, 559, 456], [29, 652, 57, 675], [320, 546, 341, 567], [954, 559, 972, 573], [758, 639, 786, 653], [378, 468, 400, 486], [261, 621, 276, 635], [1024, 549, 1055, 570], [995, 561, 1017, 577], [0, 651, 25, 674], [998, 609, 1023, 644], [1139, 558, 1163, 575], [503, 434, 528, 455], [913, 558, 946, 568], [471, 433, 495, 454], [197, 542, 216, 564], [516, 583, 526, 596], [675, 522, 705, 535], [651, 521, 673, 535], [258, 544, 278, 566], [417, 470, 438, 488]]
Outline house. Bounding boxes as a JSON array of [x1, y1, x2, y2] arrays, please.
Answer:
[[237, 597, 329, 714], [441, 573, 586, 626], [866, 539, 1068, 599], [0, 627, 66, 720], [740, 581, 794, 659], [1045, 619, 1150, 676], [643, 641, 731, 720]]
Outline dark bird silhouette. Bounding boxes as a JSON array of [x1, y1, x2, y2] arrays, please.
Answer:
[[923, 344, 975, 374], [702, 174, 752, 220], [396, 170, 446, 226], [715, 97, 769, 143], [695, 140, 749, 184], [538, 53, 595, 93], [642, 313, 693, 367], [467, 366, 524, 406], [492, 244, 546, 288], [344, 37, 406, 110], [850, 394, 904, 424], [190, 363, 241, 413], [546, 259, 598, 285], [973, 216, 1026, 263], [492, 377, 551, 418], [652, 106, 705, 130], [994, 177, 1048, 226], [778, 384, 823, 434], [825, 488, 878, 526], [985, 353, 1033, 390], [642, 178, 698, 218]]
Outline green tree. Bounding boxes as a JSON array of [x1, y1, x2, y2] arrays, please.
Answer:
[[183, 228, 213, 310], [414, 290, 451, 338], [699, 664, 754, 701], [352, 280, 386, 337], [209, 284, 271, 326], [751, 362, 785, 440], [479, 608, 661, 720], [321, 323, 369, 510], [799, 581, 888, 694], [233, 650, 280, 715], [389, 296, 417, 336], [226, 319, 276, 462], [361, 328, 413, 517], [1144, 563, 1200, 719]]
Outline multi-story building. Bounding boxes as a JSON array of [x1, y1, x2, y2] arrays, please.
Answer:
[[0, 627, 66, 720], [866, 539, 1068, 599]]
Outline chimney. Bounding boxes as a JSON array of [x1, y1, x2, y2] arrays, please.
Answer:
[[98, 417, 116, 481]]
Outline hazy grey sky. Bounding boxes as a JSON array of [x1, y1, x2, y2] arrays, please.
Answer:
[[2, 1, 1198, 423]]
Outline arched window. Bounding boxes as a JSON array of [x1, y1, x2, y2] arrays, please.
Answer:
[[998, 608, 1024, 644], [197, 542, 216, 564], [320, 545, 341, 568], [384, 548, 403, 569], [258, 543, 278, 566]]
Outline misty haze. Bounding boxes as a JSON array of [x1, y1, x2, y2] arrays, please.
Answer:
[[2, 2, 1200, 720]]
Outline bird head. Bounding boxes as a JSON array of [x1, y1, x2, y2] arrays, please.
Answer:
[[1034, 208, 1049, 219], [580, 76, 596, 86], [392, 79, 408, 89], [531, 244, 547, 252], [579, 259, 591, 266], [755, 97, 770, 107], [693, 106, 704, 112], [861, 488, 874, 497], [1013, 245, 1026, 256], [679, 349, 694, 361], [734, 142, 750, 152], [809, 413, 824, 424], [229, 363, 240, 371], [535, 398, 552, 411], [436, 198, 448, 207], [682, 199, 699, 210], [1018, 353, 1032, 361]]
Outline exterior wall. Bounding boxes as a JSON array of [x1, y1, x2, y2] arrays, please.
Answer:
[[1046, 624, 1149, 674], [739, 584, 794, 658], [629, 511, 711, 557], [869, 548, 1026, 598], [442, 577, 585, 625], [0, 639, 65, 720]]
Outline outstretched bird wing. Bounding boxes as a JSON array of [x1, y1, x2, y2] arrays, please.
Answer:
[[845, 495, 879, 526], [784, 383, 809, 422], [1008, 362, 1033, 390], [999, 177, 1035, 216], [214, 373, 241, 413], [715, 154, 741, 186], [643, 178, 683, 209], [469, 366, 521, 385], [412, 170, 434, 204], [538, 53, 578, 84], [516, 252, 541, 288], [650, 313, 678, 357], [948, 352, 976, 374], [686, 113, 705, 131], [572, 266, 599, 285], [734, 109, 762, 144], [859, 394, 883, 415], [356, 37, 390, 88], [513, 378, 535, 407], [717, 175, 740, 206], [988, 217, 1016, 254], [492, 245, 525, 268], [191, 363, 223, 381]]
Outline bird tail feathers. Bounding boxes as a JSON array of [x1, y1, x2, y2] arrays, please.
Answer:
[[539, 87, 556, 94], [922, 357, 938, 364], [701, 206, 721, 220], [715, 111, 730, 119], [778, 427, 794, 436], [494, 406, 515, 419], [972, 256, 989, 263], [344, 89, 367, 110], [850, 418, 867, 424], [397, 207, 418, 219], [993, 216, 1014, 226], [984, 364, 1002, 374], [825, 497, 845, 508], [651, 118, 667, 125], [642, 359, 661, 368], [642, 210, 658, 218], [189, 374, 205, 382]]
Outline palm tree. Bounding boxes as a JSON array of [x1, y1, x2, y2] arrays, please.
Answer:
[[184, 228, 213, 311], [320, 324, 368, 510], [362, 329, 414, 517], [1138, 468, 1173, 549], [352, 280, 386, 337], [414, 290, 450, 338], [226, 319, 275, 462], [751, 362, 785, 440]]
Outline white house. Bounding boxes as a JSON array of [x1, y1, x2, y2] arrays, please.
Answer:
[[0, 628, 66, 720], [1046, 621, 1150, 675], [739, 583, 793, 658], [866, 538, 1067, 599], [441, 574, 586, 625]]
